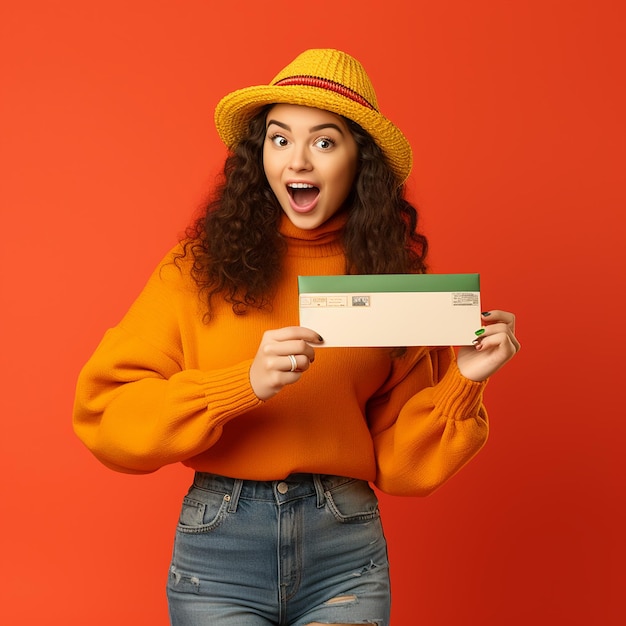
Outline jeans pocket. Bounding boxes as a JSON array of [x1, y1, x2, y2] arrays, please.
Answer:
[[176, 486, 229, 534], [324, 479, 380, 523]]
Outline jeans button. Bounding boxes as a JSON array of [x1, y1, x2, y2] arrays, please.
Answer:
[[277, 482, 289, 494]]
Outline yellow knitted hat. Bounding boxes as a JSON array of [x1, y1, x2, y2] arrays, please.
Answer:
[[214, 48, 413, 185]]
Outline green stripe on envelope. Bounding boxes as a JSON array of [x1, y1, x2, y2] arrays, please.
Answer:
[[298, 274, 480, 294]]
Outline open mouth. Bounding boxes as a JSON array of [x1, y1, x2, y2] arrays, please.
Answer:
[[287, 183, 320, 209]]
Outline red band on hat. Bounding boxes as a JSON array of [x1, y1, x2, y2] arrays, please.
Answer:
[[273, 75, 376, 110]]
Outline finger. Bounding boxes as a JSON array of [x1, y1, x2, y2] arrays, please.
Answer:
[[473, 325, 521, 353], [481, 310, 516, 331], [282, 353, 313, 373], [260, 339, 316, 372], [266, 326, 325, 344], [475, 322, 508, 337], [473, 333, 519, 359], [265, 337, 317, 362]]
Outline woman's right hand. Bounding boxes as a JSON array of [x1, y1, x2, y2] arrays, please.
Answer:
[[249, 327, 324, 401]]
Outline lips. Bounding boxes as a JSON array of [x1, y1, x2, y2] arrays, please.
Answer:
[[287, 182, 320, 213]]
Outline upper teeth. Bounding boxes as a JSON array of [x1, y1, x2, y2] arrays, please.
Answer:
[[288, 183, 314, 189]]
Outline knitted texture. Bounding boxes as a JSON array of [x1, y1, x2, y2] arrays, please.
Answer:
[[73, 215, 489, 496], [214, 49, 413, 185]]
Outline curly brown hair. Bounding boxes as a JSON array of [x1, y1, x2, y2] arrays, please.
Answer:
[[178, 106, 428, 319]]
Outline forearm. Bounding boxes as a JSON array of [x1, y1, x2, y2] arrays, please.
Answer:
[[73, 330, 262, 473], [371, 358, 489, 496]]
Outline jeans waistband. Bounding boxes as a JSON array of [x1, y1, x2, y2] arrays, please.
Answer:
[[192, 472, 357, 512]]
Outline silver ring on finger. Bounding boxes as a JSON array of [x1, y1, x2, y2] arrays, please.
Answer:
[[287, 354, 297, 372]]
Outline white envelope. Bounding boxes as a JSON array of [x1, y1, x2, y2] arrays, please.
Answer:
[[298, 274, 481, 347]]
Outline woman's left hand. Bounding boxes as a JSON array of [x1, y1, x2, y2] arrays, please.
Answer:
[[456, 310, 521, 382]]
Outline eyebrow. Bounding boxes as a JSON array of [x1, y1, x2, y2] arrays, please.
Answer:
[[266, 120, 346, 135]]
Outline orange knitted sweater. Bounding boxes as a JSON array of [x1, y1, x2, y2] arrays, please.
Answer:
[[73, 212, 489, 496]]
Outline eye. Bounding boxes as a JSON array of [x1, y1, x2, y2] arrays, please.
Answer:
[[269, 133, 289, 148], [315, 137, 335, 150]]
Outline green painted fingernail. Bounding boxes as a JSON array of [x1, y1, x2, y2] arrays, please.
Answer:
[[475, 328, 486, 336], [481, 311, 491, 316]]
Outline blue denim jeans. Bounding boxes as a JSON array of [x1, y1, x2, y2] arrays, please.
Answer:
[[167, 473, 390, 625]]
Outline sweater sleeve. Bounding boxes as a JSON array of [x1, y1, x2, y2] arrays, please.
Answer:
[[72, 254, 263, 474], [367, 347, 489, 496]]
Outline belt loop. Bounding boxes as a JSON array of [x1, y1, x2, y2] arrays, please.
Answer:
[[312, 474, 326, 509], [227, 479, 243, 513]]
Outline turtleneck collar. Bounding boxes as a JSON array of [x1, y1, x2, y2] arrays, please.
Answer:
[[278, 210, 348, 258]]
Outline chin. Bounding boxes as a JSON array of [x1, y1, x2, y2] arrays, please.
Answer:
[[285, 213, 325, 230]]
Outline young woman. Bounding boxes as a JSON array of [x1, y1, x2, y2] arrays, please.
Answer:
[[73, 48, 520, 626]]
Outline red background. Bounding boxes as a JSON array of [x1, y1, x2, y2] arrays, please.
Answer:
[[1, 1, 624, 624]]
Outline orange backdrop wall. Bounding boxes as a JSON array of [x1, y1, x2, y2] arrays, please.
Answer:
[[1, 1, 624, 624]]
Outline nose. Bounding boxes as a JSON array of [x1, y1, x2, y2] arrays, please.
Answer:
[[288, 144, 312, 172]]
